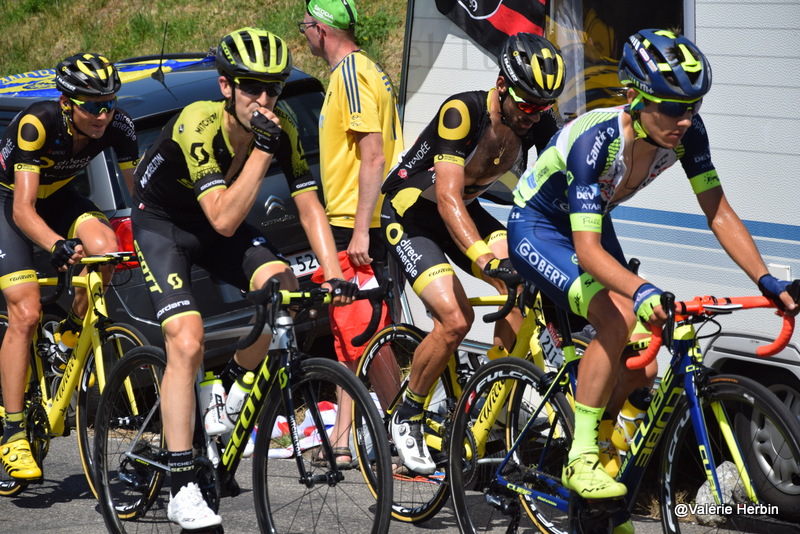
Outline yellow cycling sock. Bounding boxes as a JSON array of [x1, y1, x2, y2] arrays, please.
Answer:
[[568, 401, 604, 462]]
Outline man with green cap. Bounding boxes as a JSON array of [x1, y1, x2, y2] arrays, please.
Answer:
[[300, 0, 403, 468]]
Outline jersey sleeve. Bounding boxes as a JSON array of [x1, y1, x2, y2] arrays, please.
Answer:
[[171, 102, 226, 201], [8, 103, 56, 175], [431, 93, 484, 167], [679, 114, 720, 194], [338, 53, 385, 135], [108, 109, 140, 170], [274, 105, 316, 197]]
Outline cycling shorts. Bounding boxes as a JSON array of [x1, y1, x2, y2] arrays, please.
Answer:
[[0, 187, 107, 290], [132, 206, 287, 325], [382, 194, 505, 295], [507, 205, 627, 318]]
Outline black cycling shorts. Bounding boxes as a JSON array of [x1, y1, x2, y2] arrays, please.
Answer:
[[0, 187, 107, 290], [132, 206, 287, 325], [381, 194, 505, 295]]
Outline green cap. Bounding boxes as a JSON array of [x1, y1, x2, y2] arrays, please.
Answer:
[[306, 0, 358, 30]]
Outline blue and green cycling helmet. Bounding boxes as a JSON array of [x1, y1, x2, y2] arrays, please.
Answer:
[[618, 29, 711, 101]]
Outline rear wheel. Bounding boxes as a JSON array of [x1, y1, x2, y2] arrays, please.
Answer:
[[660, 374, 800, 533], [355, 323, 456, 523], [449, 357, 574, 534], [77, 323, 147, 498]]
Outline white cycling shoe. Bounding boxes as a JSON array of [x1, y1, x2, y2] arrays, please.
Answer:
[[167, 482, 222, 530], [390, 412, 436, 475]]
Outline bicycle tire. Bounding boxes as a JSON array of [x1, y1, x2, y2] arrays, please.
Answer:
[[94, 345, 169, 533], [660, 373, 800, 534], [449, 357, 574, 534], [355, 322, 456, 523], [252, 356, 392, 534], [77, 322, 147, 499]]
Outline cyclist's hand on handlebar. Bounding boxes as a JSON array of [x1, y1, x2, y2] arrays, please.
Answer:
[[323, 278, 358, 306], [633, 282, 667, 327], [758, 274, 799, 316], [483, 258, 522, 288], [250, 109, 281, 154], [50, 238, 83, 271]]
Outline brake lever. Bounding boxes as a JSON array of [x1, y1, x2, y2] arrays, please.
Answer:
[[661, 292, 675, 354]]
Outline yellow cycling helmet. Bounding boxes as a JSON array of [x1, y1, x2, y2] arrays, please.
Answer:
[[216, 27, 292, 83]]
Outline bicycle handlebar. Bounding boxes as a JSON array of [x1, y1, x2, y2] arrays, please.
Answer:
[[236, 275, 392, 352], [626, 281, 800, 370], [39, 252, 138, 306], [482, 281, 520, 323]]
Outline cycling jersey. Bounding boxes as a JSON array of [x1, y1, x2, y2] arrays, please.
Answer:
[[133, 100, 316, 223], [0, 101, 138, 198], [509, 106, 720, 317], [319, 50, 403, 229], [382, 89, 557, 215], [512, 105, 719, 231]]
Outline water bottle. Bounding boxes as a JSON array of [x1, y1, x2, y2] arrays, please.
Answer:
[[52, 320, 79, 375], [611, 387, 652, 452], [199, 372, 229, 435], [225, 371, 255, 425], [597, 417, 620, 477]]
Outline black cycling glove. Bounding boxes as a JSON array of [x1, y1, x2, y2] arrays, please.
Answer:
[[483, 258, 522, 288], [250, 110, 281, 154], [325, 278, 359, 299], [50, 239, 82, 270]]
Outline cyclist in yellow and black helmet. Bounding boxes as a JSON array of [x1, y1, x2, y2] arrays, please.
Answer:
[[380, 32, 567, 474], [131, 27, 356, 529], [0, 52, 137, 484]]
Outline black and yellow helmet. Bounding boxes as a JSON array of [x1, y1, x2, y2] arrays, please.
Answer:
[[216, 27, 292, 83], [55, 53, 121, 98], [499, 33, 566, 101]]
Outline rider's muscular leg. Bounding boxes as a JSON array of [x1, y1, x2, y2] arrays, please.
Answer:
[[161, 314, 205, 452], [0, 282, 42, 413], [407, 275, 474, 396]]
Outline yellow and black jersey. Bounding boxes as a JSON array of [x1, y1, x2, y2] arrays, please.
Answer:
[[133, 100, 316, 223], [381, 90, 557, 204], [0, 101, 138, 198]]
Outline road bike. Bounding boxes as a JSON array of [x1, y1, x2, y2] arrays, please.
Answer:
[[0, 252, 147, 497], [447, 283, 800, 534], [355, 280, 592, 523], [93, 277, 393, 533]]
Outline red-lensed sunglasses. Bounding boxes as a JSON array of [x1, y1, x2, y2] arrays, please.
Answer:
[[507, 87, 554, 115]]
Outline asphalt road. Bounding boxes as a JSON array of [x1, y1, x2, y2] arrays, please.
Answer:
[[0, 432, 742, 533]]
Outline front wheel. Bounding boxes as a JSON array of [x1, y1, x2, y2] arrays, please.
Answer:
[[253, 356, 392, 534], [660, 373, 800, 533], [77, 323, 147, 498], [355, 323, 456, 523], [94, 346, 169, 532]]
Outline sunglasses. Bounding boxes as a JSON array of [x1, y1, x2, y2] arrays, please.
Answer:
[[298, 21, 318, 34], [69, 97, 117, 116], [507, 87, 554, 115], [235, 78, 284, 98], [638, 93, 703, 118]]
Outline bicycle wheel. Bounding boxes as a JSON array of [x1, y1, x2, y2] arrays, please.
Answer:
[[94, 345, 169, 532], [660, 373, 800, 534], [77, 322, 147, 498], [253, 356, 392, 534], [355, 323, 456, 523], [449, 357, 574, 534]]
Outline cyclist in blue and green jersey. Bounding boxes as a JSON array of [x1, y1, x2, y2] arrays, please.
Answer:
[[508, 30, 798, 513]]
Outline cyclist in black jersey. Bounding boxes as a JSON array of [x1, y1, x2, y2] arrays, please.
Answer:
[[0, 53, 137, 482], [382, 33, 567, 474], [131, 28, 356, 530]]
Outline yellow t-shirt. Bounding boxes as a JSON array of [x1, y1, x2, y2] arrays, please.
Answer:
[[319, 50, 403, 228]]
